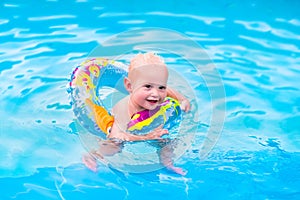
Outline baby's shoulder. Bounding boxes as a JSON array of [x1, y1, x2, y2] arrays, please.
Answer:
[[112, 96, 131, 129], [112, 96, 129, 115], [113, 96, 129, 109]]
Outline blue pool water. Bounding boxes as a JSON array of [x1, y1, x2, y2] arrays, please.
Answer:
[[1, 0, 300, 199]]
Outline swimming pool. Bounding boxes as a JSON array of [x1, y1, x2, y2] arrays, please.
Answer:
[[1, 0, 299, 199]]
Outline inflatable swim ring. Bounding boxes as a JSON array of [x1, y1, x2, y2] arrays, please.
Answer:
[[68, 58, 181, 139], [127, 97, 181, 135]]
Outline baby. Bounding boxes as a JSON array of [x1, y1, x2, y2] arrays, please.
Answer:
[[83, 52, 190, 175]]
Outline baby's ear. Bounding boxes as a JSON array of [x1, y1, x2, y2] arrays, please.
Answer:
[[124, 78, 132, 93]]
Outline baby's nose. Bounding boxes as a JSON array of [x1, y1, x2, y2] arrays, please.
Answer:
[[151, 88, 159, 96]]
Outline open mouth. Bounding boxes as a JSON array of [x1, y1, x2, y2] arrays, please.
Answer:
[[147, 99, 158, 104]]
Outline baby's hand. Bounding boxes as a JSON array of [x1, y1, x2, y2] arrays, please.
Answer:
[[146, 125, 169, 139], [180, 98, 191, 112]]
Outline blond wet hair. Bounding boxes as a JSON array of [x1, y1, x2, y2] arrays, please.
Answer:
[[128, 52, 166, 72]]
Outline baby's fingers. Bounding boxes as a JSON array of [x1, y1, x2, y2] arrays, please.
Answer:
[[159, 129, 168, 136], [155, 125, 168, 133], [180, 99, 191, 112], [154, 124, 164, 130]]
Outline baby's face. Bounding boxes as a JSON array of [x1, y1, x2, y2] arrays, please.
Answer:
[[128, 64, 168, 111]]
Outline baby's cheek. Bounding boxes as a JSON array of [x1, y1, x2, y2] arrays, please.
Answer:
[[161, 92, 167, 99]]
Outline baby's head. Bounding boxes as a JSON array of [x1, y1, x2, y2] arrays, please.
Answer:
[[127, 52, 169, 88], [125, 52, 169, 110]]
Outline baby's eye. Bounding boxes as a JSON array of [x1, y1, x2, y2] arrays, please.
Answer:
[[144, 84, 152, 89], [158, 86, 166, 90]]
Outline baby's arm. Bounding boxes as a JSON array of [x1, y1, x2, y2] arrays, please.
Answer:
[[108, 124, 168, 141], [167, 87, 190, 112]]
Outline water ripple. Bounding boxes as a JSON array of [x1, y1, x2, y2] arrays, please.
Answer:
[[46, 102, 71, 110], [3, 3, 20, 7], [146, 12, 225, 25], [275, 18, 300, 26], [0, 19, 9, 25], [28, 15, 76, 21], [239, 35, 300, 53], [235, 20, 300, 40], [229, 110, 266, 118], [118, 20, 145, 25], [30, 76, 67, 83]]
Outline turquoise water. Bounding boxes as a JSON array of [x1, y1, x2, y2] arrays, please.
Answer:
[[1, 0, 300, 199]]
